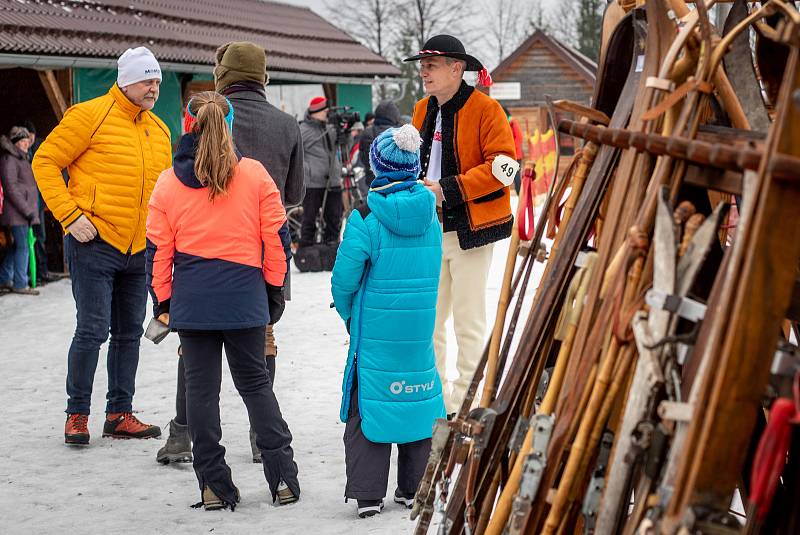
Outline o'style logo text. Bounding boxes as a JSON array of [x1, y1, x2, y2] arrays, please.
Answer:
[[389, 380, 435, 395]]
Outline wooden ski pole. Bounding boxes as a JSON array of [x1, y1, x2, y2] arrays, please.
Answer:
[[551, 142, 598, 255], [482, 255, 597, 535], [541, 240, 646, 534], [666, 14, 800, 529], [481, 218, 520, 408]]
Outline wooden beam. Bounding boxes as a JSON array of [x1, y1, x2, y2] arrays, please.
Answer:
[[38, 70, 68, 120], [558, 120, 800, 181], [684, 165, 743, 196]]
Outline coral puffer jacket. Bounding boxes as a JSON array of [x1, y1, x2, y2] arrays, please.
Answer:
[[32, 84, 172, 254], [146, 134, 290, 330]]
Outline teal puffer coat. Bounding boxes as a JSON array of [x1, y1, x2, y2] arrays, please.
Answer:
[[331, 183, 445, 444]]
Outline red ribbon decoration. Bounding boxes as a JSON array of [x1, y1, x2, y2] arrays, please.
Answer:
[[517, 167, 535, 241], [749, 372, 800, 521], [478, 67, 493, 87]]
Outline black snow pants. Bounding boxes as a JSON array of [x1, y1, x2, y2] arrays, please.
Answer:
[[300, 186, 343, 246], [179, 327, 299, 506], [343, 382, 431, 501]]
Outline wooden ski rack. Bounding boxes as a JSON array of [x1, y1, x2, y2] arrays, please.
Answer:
[[411, 2, 800, 534]]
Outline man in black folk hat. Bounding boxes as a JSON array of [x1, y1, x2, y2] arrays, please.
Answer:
[[406, 35, 518, 414]]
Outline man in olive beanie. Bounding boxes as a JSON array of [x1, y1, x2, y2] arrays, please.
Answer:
[[213, 42, 304, 206], [158, 41, 304, 467]]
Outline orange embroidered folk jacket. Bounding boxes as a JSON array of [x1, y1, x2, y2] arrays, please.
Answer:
[[413, 81, 516, 250]]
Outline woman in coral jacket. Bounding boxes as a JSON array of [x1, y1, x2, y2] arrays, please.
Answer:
[[145, 91, 299, 510]]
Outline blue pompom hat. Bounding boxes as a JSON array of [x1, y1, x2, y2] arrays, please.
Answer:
[[369, 124, 422, 194]]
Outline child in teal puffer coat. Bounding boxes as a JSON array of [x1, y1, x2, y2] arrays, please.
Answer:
[[331, 124, 445, 518]]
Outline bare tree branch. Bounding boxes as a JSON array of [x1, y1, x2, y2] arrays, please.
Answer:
[[481, 0, 534, 67], [323, 0, 400, 57]]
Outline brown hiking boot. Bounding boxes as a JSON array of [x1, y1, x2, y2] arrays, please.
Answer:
[[65, 414, 90, 445], [103, 412, 161, 439], [192, 485, 240, 511], [277, 480, 299, 505], [202, 486, 225, 510]]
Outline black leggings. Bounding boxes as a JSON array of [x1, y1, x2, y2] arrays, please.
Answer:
[[178, 327, 299, 504], [174, 350, 275, 426]]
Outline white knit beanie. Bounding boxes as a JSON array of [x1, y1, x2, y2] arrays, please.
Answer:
[[117, 47, 162, 87]]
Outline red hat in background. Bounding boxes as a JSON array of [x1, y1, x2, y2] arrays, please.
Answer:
[[308, 96, 329, 113]]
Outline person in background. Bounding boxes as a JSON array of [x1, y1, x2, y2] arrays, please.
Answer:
[[298, 96, 343, 246], [33, 46, 170, 445], [347, 120, 364, 167], [0, 126, 39, 295], [146, 91, 299, 510], [332, 124, 445, 518], [357, 100, 402, 196], [364, 111, 375, 128], [21, 120, 59, 285], [501, 106, 525, 194]]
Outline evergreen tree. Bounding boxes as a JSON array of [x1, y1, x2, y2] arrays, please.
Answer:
[[576, 0, 604, 61]]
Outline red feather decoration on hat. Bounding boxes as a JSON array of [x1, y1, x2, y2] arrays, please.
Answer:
[[477, 67, 493, 87]]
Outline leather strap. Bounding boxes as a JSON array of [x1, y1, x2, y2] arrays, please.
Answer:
[[645, 76, 676, 92], [553, 99, 611, 126], [517, 168, 536, 241], [641, 77, 715, 122]]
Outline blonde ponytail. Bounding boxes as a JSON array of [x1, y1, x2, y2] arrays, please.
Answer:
[[188, 91, 237, 200]]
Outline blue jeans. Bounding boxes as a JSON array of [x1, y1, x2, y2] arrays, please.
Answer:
[[65, 235, 146, 414], [0, 225, 30, 289]]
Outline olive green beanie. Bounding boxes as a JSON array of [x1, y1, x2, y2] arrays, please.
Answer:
[[214, 41, 268, 91]]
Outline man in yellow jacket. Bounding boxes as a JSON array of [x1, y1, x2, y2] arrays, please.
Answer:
[[33, 47, 172, 445]]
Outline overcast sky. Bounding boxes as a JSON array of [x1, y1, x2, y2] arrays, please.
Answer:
[[274, 0, 564, 68]]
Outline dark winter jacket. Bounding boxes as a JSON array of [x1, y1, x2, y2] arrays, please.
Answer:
[[145, 134, 291, 330], [358, 101, 402, 187], [332, 184, 445, 444], [299, 113, 342, 189], [220, 82, 305, 207], [0, 136, 40, 227]]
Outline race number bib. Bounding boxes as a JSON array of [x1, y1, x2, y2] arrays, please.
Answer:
[[492, 155, 520, 187]]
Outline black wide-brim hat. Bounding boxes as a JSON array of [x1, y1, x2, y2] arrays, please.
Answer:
[[403, 34, 484, 71]]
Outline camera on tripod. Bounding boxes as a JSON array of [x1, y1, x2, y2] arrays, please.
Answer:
[[328, 105, 361, 146]]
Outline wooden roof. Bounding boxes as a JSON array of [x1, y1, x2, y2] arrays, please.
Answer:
[[488, 30, 597, 108], [0, 0, 400, 81], [492, 30, 597, 86]]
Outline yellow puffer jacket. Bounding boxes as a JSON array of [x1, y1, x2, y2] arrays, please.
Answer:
[[33, 84, 172, 254]]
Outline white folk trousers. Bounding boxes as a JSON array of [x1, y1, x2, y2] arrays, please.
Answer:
[[434, 230, 494, 414]]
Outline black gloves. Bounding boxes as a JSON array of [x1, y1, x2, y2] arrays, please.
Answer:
[[267, 284, 285, 325], [153, 298, 170, 319]]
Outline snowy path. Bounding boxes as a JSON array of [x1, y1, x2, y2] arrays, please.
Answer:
[[0, 228, 544, 535]]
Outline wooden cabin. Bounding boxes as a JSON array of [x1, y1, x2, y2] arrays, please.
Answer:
[[485, 30, 597, 172]]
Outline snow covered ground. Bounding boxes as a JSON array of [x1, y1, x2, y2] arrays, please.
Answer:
[[0, 228, 543, 534]]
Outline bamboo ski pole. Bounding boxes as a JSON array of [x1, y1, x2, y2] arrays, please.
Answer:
[[551, 142, 598, 255], [482, 255, 597, 535], [541, 246, 646, 534], [481, 220, 521, 408]]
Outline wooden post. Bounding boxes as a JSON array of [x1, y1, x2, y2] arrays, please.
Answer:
[[38, 70, 68, 120]]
